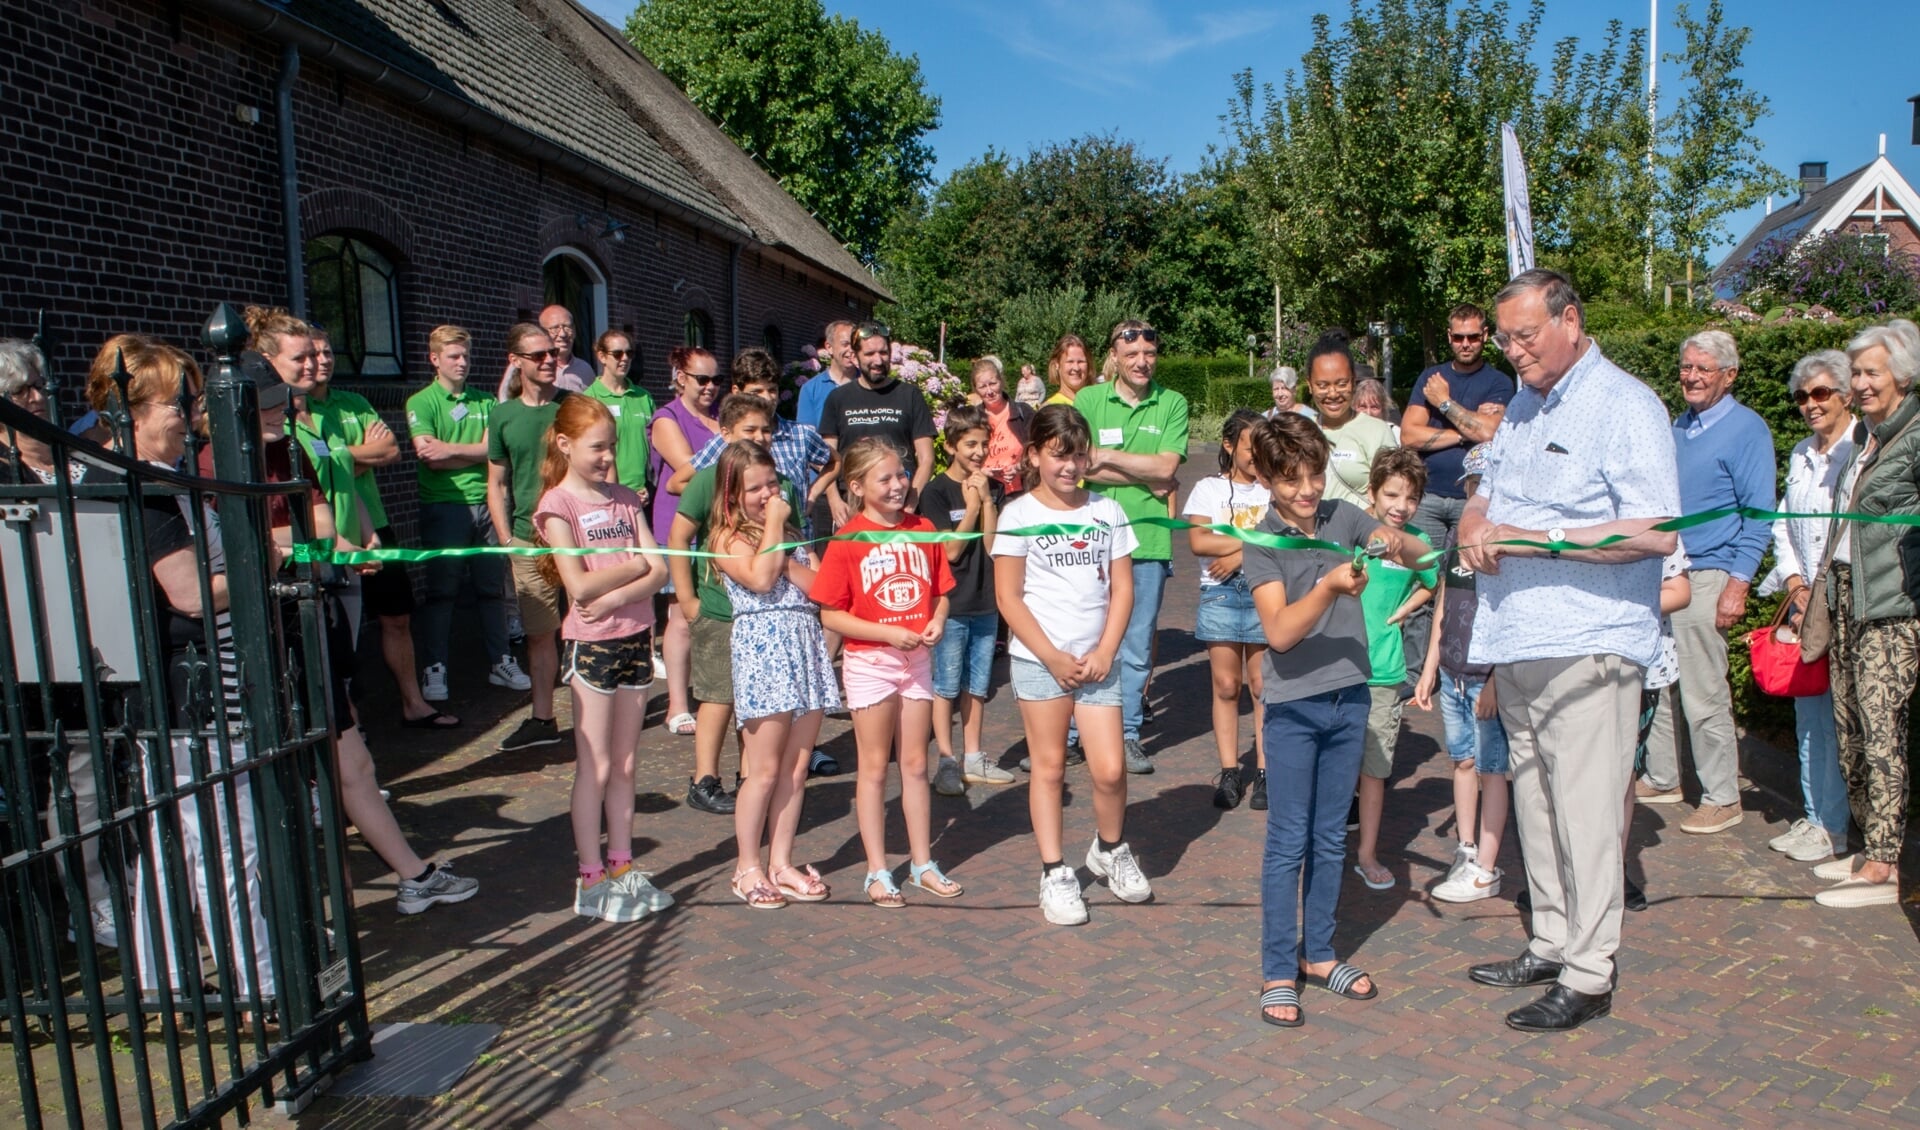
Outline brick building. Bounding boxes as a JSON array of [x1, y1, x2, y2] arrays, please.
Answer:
[[1712, 148, 1920, 298], [1, 0, 885, 533]]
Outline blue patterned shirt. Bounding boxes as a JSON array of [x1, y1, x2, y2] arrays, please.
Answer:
[[692, 418, 832, 535]]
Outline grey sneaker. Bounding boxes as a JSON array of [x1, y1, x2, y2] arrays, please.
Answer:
[[396, 863, 478, 915], [963, 751, 1015, 784], [932, 756, 967, 796], [615, 869, 675, 913], [1123, 738, 1153, 775], [574, 877, 614, 921], [587, 874, 653, 923], [1768, 818, 1815, 853], [1039, 865, 1089, 926], [1085, 839, 1152, 903], [1784, 822, 1835, 863], [1020, 745, 1085, 772]]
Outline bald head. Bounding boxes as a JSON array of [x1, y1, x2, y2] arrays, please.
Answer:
[[539, 304, 577, 363]]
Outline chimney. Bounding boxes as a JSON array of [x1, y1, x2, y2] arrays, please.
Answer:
[[1799, 161, 1828, 200]]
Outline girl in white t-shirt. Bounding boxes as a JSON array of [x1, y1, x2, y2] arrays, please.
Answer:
[[993, 405, 1145, 925], [1183, 408, 1274, 813]]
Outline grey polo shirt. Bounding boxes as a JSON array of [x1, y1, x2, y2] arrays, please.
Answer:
[[1242, 500, 1379, 703]]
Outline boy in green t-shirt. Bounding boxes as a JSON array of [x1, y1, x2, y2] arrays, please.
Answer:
[[406, 325, 521, 712], [1352, 448, 1437, 890]]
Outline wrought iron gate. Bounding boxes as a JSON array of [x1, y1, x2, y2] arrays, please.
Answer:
[[0, 306, 369, 1127]]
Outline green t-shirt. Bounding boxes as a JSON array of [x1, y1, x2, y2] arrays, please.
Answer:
[[675, 463, 801, 623], [582, 379, 657, 493], [1073, 379, 1190, 560], [288, 408, 366, 545], [308, 387, 390, 530], [405, 380, 493, 505], [488, 393, 568, 541], [1359, 525, 1437, 685]]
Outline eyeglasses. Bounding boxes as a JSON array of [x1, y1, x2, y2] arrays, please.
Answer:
[[516, 348, 558, 361], [852, 322, 891, 344], [600, 349, 631, 359], [7, 381, 46, 401], [1792, 385, 1842, 406], [1449, 332, 1485, 344], [1492, 314, 1562, 354], [540, 324, 575, 337], [1677, 362, 1725, 376], [1113, 327, 1159, 345]]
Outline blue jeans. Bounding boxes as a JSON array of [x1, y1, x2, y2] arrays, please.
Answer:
[[1120, 558, 1172, 741], [932, 612, 998, 700], [416, 501, 510, 669], [1261, 684, 1369, 976], [1438, 673, 1510, 774], [1794, 690, 1851, 838]]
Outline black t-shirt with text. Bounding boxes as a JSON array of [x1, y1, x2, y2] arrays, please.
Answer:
[[921, 473, 1005, 617], [818, 376, 936, 474]]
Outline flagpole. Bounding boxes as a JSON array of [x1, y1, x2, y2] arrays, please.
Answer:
[[1644, 0, 1658, 297]]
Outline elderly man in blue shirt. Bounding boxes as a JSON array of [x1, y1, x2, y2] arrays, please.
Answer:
[[1634, 331, 1776, 835], [1459, 269, 1680, 1033]]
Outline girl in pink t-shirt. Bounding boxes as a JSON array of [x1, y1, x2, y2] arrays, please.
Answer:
[[534, 397, 669, 923]]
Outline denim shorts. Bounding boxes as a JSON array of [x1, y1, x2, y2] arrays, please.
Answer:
[[1009, 655, 1122, 705], [1194, 575, 1265, 645], [1438, 672, 1509, 775], [932, 611, 998, 700]]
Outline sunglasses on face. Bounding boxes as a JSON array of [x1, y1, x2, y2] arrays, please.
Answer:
[[683, 371, 721, 385], [517, 348, 557, 362], [601, 349, 631, 359], [1113, 327, 1159, 345], [1449, 333, 1485, 343], [1792, 386, 1842, 406]]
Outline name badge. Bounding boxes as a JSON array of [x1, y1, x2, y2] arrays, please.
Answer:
[[579, 510, 611, 528], [1329, 449, 1356, 462], [309, 438, 331, 459], [608, 404, 622, 418], [1098, 427, 1124, 446], [949, 509, 967, 523], [450, 404, 469, 421]]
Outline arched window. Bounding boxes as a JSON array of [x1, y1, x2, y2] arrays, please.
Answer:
[[684, 309, 713, 348], [761, 324, 783, 361], [305, 235, 403, 376], [542, 248, 607, 352]]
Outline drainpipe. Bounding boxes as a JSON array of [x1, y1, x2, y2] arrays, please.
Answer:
[[729, 242, 742, 362], [276, 43, 307, 318]]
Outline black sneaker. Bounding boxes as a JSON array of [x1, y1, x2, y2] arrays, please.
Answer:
[[687, 775, 735, 815], [1248, 769, 1268, 811], [499, 716, 560, 751], [1624, 875, 1648, 912], [1212, 767, 1243, 810]]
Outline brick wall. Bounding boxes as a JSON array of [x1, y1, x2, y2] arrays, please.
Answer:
[[0, 0, 872, 547]]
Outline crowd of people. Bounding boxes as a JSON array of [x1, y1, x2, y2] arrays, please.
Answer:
[[3, 266, 1916, 1034]]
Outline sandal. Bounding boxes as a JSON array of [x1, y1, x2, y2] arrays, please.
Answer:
[[667, 712, 697, 736], [1259, 983, 1304, 1028], [1300, 962, 1377, 1000], [731, 867, 786, 910], [400, 710, 461, 729], [1353, 862, 1395, 891], [864, 870, 905, 909], [907, 859, 963, 899], [771, 863, 830, 902]]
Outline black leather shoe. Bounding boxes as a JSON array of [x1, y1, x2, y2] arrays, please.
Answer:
[[1505, 984, 1612, 1032], [1468, 951, 1564, 988]]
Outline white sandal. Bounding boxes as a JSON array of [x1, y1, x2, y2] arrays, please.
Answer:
[[667, 712, 696, 736]]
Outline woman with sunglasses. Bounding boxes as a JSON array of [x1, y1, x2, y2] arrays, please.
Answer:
[[648, 346, 722, 739], [1764, 351, 1855, 867], [584, 330, 656, 497]]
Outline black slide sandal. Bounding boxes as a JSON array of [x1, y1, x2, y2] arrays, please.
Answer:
[[1260, 984, 1304, 1028]]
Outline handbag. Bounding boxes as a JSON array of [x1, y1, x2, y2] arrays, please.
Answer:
[[1797, 574, 1833, 664], [1749, 597, 1829, 697]]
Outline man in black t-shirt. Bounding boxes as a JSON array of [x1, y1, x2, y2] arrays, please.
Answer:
[[817, 322, 936, 523]]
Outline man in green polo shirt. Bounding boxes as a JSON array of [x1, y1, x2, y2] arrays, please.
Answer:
[[1074, 319, 1189, 774], [580, 328, 655, 495], [406, 324, 523, 711]]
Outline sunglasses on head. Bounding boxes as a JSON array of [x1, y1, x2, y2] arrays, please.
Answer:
[[1792, 386, 1842, 406], [1113, 327, 1159, 344], [852, 322, 891, 344], [516, 348, 557, 361]]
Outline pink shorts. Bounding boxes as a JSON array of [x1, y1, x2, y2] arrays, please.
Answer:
[[842, 646, 935, 710]]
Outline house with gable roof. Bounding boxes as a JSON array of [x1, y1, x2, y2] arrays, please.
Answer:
[[1712, 146, 1920, 299]]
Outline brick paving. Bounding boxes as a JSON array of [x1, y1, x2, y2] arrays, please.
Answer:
[[298, 535, 1920, 1128]]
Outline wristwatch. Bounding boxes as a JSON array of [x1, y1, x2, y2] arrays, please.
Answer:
[[1547, 526, 1566, 558], [1439, 399, 1455, 417]]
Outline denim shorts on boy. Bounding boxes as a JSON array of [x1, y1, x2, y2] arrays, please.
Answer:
[[1194, 573, 1265, 645], [932, 611, 998, 700], [1009, 655, 1123, 706], [842, 646, 935, 710], [689, 614, 733, 704], [1361, 685, 1401, 779], [563, 630, 656, 694], [1438, 673, 1509, 775]]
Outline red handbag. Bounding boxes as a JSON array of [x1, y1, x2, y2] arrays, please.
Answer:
[[1746, 599, 1830, 698]]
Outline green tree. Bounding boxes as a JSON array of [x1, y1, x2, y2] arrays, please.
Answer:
[[1658, 0, 1790, 282], [988, 285, 1137, 372], [626, 0, 940, 261]]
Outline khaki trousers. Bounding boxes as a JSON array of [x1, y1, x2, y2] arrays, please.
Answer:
[[1497, 654, 1642, 995]]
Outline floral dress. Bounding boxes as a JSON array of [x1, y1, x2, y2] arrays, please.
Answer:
[[725, 546, 842, 721]]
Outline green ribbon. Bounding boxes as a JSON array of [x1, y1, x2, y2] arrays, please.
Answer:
[[286, 505, 1913, 569]]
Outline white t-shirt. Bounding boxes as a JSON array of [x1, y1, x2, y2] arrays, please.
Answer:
[[1644, 539, 1692, 691], [1181, 474, 1272, 587], [992, 491, 1138, 662]]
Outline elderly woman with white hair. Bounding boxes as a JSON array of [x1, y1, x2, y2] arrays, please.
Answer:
[[1815, 318, 1920, 908], [1763, 350, 1856, 865]]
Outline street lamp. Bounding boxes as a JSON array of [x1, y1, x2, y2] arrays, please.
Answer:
[[1246, 333, 1259, 382]]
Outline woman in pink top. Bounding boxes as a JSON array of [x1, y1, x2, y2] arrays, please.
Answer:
[[536, 397, 671, 924]]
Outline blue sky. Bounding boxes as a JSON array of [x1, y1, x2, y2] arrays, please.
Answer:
[[582, 1, 1920, 262]]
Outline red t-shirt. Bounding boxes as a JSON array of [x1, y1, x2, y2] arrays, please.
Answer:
[[810, 512, 955, 650]]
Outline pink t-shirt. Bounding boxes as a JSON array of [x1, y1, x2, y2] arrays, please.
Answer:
[[533, 482, 657, 642]]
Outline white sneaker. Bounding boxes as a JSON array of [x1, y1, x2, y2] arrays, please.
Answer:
[[422, 663, 450, 702], [963, 751, 1015, 785], [1433, 860, 1502, 903], [67, 898, 117, 948], [1085, 839, 1153, 903], [1441, 840, 1478, 885], [489, 655, 532, 691], [1768, 818, 1814, 854], [1039, 865, 1089, 926], [1784, 823, 1835, 863]]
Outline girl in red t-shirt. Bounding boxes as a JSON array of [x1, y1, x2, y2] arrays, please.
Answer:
[[533, 397, 670, 924], [811, 437, 961, 907]]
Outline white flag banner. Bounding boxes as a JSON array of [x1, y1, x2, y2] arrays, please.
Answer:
[[1501, 123, 1535, 278]]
